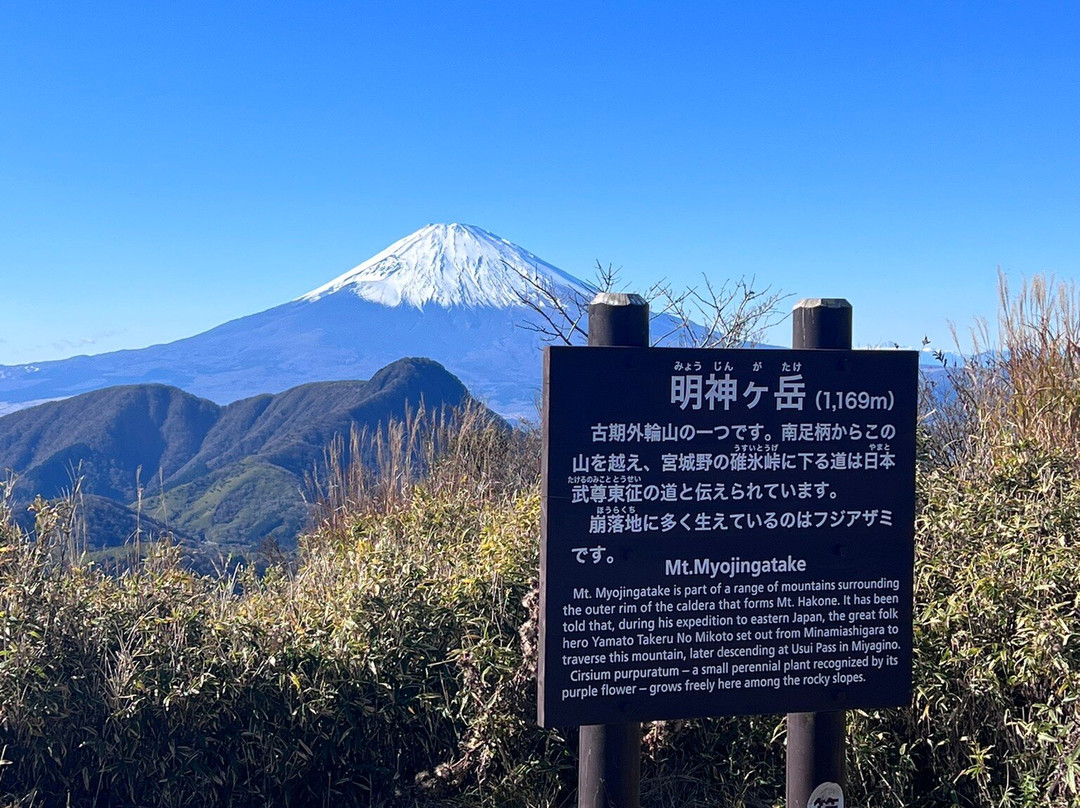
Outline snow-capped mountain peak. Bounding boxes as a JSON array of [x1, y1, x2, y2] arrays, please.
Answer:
[[0, 223, 600, 421], [300, 223, 592, 308]]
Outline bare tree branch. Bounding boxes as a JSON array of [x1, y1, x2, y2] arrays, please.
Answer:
[[509, 259, 789, 348], [647, 273, 790, 348], [505, 260, 619, 345]]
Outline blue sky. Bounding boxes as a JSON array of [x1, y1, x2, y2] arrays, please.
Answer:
[[2, 2, 1078, 364]]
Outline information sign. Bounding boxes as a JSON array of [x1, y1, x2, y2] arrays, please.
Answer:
[[538, 347, 918, 727]]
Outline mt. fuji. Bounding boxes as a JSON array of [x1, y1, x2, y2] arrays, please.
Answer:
[[302, 223, 591, 309], [0, 224, 606, 420]]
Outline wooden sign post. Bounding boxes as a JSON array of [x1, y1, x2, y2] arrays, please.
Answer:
[[787, 299, 853, 808], [578, 292, 649, 808]]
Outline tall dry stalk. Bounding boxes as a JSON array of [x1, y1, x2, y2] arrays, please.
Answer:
[[996, 273, 1080, 447], [307, 400, 539, 535], [927, 272, 1080, 472]]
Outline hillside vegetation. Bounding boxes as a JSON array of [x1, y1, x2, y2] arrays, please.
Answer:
[[2, 277, 1080, 806]]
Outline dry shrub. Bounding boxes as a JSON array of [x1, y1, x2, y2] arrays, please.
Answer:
[[308, 399, 538, 534], [852, 272, 1080, 807], [922, 272, 1080, 473], [843, 452, 1080, 808], [0, 408, 569, 808]]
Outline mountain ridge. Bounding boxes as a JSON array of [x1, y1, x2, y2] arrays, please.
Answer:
[[0, 358, 477, 553]]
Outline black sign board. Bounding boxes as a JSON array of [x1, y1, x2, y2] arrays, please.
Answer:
[[538, 347, 918, 727]]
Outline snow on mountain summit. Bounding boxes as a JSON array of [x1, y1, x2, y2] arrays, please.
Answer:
[[300, 223, 592, 308]]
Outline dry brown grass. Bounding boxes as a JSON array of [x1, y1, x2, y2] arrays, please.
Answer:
[[307, 399, 538, 535], [923, 272, 1080, 474]]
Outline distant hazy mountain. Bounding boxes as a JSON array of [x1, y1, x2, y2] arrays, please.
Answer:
[[0, 357, 473, 552], [0, 224, 603, 420]]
